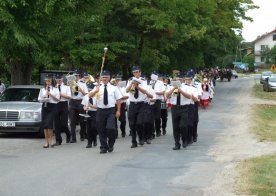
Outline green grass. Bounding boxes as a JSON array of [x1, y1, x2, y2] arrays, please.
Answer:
[[252, 82, 276, 100], [237, 155, 276, 196], [251, 104, 276, 142]]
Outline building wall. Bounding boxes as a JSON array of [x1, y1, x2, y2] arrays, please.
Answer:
[[254, 32, 276, 64]]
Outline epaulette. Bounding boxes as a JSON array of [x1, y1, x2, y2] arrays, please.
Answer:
[[141, 78, 145, 81], [192, 85, 197, 88], [80, 80, 84, 83]]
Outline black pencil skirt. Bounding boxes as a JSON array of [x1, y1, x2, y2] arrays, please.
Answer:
[[41, 103, 57, 129]]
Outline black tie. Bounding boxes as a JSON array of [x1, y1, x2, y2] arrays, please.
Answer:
[[89, 97, 93, 105], [134, 87, 138, 99], [104, 84, 108, 105], [177, 92, 181, 105], [58, 85, 61, 92]]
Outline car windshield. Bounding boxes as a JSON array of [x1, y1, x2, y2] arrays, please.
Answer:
[[0, 88, 40, 102], [269, 77, 276, 82]]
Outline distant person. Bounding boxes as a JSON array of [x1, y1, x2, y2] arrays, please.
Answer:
[[0, 79, 6, 94]]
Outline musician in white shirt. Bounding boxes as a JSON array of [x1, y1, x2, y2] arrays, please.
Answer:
[[53, 74, 72, 146], [89, 70, 122, 153], [113, 74, 129, 138], [69, 70, 88, 143], [38, 75, 60, 148]]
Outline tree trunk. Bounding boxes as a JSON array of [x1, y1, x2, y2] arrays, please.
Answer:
[[10, 60, 32, 85], [137, 36, 144, 65]]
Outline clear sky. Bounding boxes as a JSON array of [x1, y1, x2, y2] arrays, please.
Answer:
[[242, 0, 276, 42]]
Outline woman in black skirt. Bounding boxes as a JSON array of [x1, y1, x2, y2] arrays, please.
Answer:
[[38, 76, 60, 148]]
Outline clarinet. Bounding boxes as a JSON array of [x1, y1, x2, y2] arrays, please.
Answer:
[[44, 86, 50, 108]]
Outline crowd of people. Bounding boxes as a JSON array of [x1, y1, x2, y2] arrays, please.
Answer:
[[37, 66, 216, 153]]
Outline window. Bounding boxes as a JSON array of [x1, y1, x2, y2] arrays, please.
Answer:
[[273, 34, 276, 41], [261, 56, 265, 62], [261, 45, 268, 50]]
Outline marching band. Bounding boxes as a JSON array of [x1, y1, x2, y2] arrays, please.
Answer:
[[38, 66, 216, 153]]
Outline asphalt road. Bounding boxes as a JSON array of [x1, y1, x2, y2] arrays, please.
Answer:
[[0, 76, 253, 196]]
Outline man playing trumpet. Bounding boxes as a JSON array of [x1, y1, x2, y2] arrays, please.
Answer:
[[68, 69, 88, 143]]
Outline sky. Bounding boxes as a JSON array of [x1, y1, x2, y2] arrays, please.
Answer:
[[242, 0, 276, 42]]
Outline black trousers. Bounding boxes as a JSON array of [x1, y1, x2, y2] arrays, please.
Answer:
[[128, 102, 145, 144], [143, 104, 155, 140], [171, 105, 189, 146], [54, 101, 71, 143], [86, 111, 97, 144], [193, 102, 199, 139], [161, 108, 168, 131], [187, 104, 195, 142], [153, 100, 161, 135], [115, 102, 126, 134], [96, 107, 116, 150], [69, 99, 86, 141]]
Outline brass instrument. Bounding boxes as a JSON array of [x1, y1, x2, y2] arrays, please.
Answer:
[[194, 73, 203, 83], [130, 84, 136, 94], [83, 74, 95, 84], [110, 78, 116, 85], [66, 74, 79, 96]]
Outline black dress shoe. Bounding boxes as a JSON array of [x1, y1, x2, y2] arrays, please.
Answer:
[[156, 133, 161, 137], [193, 137, 197, 142], [130, 143, 138, 148], [93, 140, 97, 147], [50, 144, 55, 148], [121, 132, 126, 138], [43, 144, 49, 148], [53, 142, 61, 146], [182, 141, 188, 148], [108, 147, 114, 152], [80, 137, 84, 141], [139, 140, 144, 145], [70, 140, 76, 143], [100, 149, 107, 154], [146, 139, 151, 144], [66, 137, 71, 143], [86, 144, 92, 148], [162, 129, 167, 135], [172, 145, 180, 150]]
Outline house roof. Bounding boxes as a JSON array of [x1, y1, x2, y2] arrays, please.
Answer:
[[253, 28, 276, 43]]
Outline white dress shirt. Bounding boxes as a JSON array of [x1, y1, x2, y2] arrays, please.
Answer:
[[81, 94, 97, 111], [71, 80, 88, 100], [92, 83, 122, 109], [38, 86, 60, 104], [152, 80, 165, 100], [179, 84, 192, 105], [166, 85, 177, 105], [145, 85, 156, 105], [57, 83, 71, 102], [126, 77, 147, 102]]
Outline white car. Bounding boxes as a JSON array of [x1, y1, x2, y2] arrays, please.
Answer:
[[260, 71, 273, 84], [0, 85, 43, 136]]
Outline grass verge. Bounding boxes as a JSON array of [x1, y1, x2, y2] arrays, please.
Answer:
[[237, 155, 276, 196], [250, 104, 276, 142]]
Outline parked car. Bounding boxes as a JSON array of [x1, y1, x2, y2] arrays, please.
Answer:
[[260, 71, 273, 84], [0, 85, 43, 136], [263, 76, 276, 92], [231, 70, 238, 78]]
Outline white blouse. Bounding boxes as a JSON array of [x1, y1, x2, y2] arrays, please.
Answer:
[[38, 86, 60, 104]]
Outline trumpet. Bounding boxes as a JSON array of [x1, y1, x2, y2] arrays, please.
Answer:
[[172, 88, 179, 96], [130, 84, 136, 94]]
